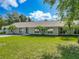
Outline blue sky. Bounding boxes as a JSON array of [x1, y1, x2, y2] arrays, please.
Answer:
[[0, 0, 58, 21]]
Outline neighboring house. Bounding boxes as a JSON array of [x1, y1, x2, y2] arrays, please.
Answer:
[[2, 21, 79, 35]]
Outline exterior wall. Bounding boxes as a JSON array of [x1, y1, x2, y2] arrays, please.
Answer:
[[45, 27, 59, 35], [28, 27, 59, 35], [51, 27, 59, 35], [58, 27, 76, 35], [5, 28, 20, 34], [28, 27, 35, 34], [5, 29, 11, 34], [4, 27, 79, 35], [21, 28, 27, 35], [14, 28, 20, 34], [13, 28, 27, 35], [5, 27, 59, 35]]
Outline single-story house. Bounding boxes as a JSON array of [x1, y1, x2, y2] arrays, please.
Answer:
[[2, 21, 79, 35]]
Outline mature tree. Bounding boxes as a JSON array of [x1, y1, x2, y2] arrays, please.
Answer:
[[8, 25, 16, 34], [7, 12, 32, 23], [44, 0, 79, 34], [27, 17, 32, 22], [12, 12, 21, 22], [44, 0, 79, 19], [0, 16, 4, 29], [63, 20, 74, 34], [12, 12, 32, 22], [35, 26, 48, 35], [6, 12, 21, 24], [6, 13, 14, 25], [19, 14, 27, 22]]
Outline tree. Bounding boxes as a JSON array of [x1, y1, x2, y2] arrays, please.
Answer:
[[12, 12, 21, 22], [27, 17, 32, 22], [44, 0, 79, 19], [7, 12, 21, 24], [44, 0, 79, 34], [63, 21, 74, 35], [0, 16, 4, 29], [3, 27, 6, 33], [35, 26, 48, 35], [19, 14, 27, 22], [44, 0, 79, 43], [6, 12, 32, 23], [8, 25, 16, 34], [6, 13, 14, 25]]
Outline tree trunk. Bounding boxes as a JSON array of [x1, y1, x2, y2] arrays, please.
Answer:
[[78, 36, 79, 44]]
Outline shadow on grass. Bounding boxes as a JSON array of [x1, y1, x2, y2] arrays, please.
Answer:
[[23, 34, 58, 37], [23, 34, 78, 38], [61, 37, 73, 41]]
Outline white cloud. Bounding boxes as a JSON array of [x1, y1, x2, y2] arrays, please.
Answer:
[[30, 10, 52, 21], [19, 0, 27, 4], [0, 0, 26, 10], [1, 1, 11, 10], [53, 15, 58, 18], [52, 15, 58, 20], [50, 15, 60, 21], [9, 0, 18, 7]]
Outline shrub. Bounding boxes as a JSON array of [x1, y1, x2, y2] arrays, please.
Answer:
[[35, 26, 48, 35], [40, 42, 79, 59], [8, 25, 16, 34], [0, 32, 5, 34], [58, 43, 79, 59], [41, 51, 61, 59]]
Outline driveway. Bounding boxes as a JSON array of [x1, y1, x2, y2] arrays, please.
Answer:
[[0, 35, 15, 37]]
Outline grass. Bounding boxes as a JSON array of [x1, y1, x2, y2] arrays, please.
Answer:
[[0, 36, 78, 59]]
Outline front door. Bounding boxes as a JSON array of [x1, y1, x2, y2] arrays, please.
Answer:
[[26, 28, 28, 33], [58, 27, 66, 35]]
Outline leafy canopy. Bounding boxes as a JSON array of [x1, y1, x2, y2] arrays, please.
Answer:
[[8, 25, 16, 32], [44, 0, 79, 20]]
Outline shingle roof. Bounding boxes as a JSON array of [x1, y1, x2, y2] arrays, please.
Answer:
[[12, 21, 65, 28]]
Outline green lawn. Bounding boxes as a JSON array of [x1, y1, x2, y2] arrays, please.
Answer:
[[0, 36, 78, 59]]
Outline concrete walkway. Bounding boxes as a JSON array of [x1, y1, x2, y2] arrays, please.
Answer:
[[0, 35, 15, 37]]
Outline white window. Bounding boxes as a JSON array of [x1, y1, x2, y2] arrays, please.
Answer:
[[34, 29, 39, 33], [47, 29, 53, 33]]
